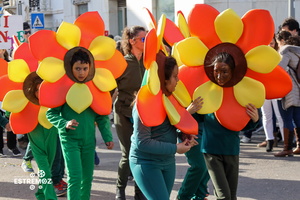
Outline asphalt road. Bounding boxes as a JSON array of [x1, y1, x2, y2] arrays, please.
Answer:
[[0, 125, 300, 200]]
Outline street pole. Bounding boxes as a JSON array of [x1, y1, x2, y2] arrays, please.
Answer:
[[288, 0, 295, 18]]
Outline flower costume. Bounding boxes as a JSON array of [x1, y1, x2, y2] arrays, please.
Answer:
[[163, 4, 292, 131], [26, 12, 127, 200], [136, 12, 198, 135]]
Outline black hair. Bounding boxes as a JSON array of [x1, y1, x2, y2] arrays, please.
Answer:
[[164, 56, 177, 80], [70, 49, 91, 67], [276, 30, 292, 45], [211, 52, 235, 71], [121, 26, 146, 55], [23, 22, 30, 30], [282, 17, 300, 34], [286, 35, 300, 46]]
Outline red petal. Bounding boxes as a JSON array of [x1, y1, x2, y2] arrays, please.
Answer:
[[246, 66, 292, 99], [136, 86, 166, 127], [168, 95, 198, 135], [39, 75, 73, 108], [29, 30, 67, 61], [215, 87, 250, 131], [188, 4, 221, 49], [236, 9, 274, 53], [164, 18, 185, 46], [0, 58, 7, 77], [0, 75, 22, 101], [86, 81, 112, 115], [75, 11, 105, 49], [144, 8, 157, 28], [10, 102, 39, 134], [144, 29, 158, 69], [14, 43, 38, 72], [95, 50, 127, 79], [179, 65, 209, 97]]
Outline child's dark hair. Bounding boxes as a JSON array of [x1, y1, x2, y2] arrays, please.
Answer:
[[70, 49, 91, 67], [211, 52, 235, 71], [164, 56, 177, 80]]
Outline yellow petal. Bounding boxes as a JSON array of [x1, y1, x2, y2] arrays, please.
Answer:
[[37, 57, 65, 83], [172, 80, 192, 107], [147, 61, 160, 95], [171, 42, 184, 67], [176, 37, 209, 66], [234, 77, 265, 108], [245, 45, 280, 73], [93, 68, 117, 92], [38, 106, 53, 129], [163, 94, 180, 125], [176, 12, 190, 38], [8, 59, 31, 82], [66, 83, 92, 114], [89, 36, 116, 61], [2, 90, 28, 113], [56, 22, 80, 49], [215, 8, 243, 43], [193, 81, 223, 114], [157, 14, 166, 53]]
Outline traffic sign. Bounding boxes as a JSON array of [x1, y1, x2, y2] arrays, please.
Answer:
[[31, 13, 44, 29]]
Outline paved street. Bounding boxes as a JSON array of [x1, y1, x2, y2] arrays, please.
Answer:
[[0, 125, 300, 200]]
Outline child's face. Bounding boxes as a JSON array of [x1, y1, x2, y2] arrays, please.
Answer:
[[72, 61, 90, 82], [165, 65, 179, 94], [213, 62, 232, 86]]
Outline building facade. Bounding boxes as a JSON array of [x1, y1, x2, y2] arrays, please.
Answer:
[[1, 0, 300, 36]]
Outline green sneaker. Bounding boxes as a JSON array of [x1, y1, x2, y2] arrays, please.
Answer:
[[21, 160, 34, 173]]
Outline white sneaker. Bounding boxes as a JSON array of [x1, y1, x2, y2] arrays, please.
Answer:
[[240, 136, 251, 143]]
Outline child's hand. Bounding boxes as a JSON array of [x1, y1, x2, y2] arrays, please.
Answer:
[[187, 96, 204, 114], [105, 141, 114, 149], [176, 139, 192, 154], [246, 103, 259, 122], [66, 119, 79, 130]]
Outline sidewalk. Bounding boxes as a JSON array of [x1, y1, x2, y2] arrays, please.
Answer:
[[0, 126, 299, 200]]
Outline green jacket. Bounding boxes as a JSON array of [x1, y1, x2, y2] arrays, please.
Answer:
[[114, 53, 145, 118], [46, 103, 112, 143]]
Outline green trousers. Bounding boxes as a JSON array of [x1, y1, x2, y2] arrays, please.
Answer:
[[59, 131, 95, 200], [177, 136, 210, 200], [204, 153, 239, 200], [28, 124, 58, 200]]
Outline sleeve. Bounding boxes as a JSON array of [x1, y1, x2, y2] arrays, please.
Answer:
[[46, 106, 68, 134], [132, 107, 177, 155], [95, 115, 113, 143], [0, 114, 8, 128]]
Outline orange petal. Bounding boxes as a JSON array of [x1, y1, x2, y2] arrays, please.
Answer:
[[75, 11, 105, 49], [215, 87, 250, 131], [95, 50, 127, 79], [0, 75, 22, 101], [136, 86, 166, 127], [144, 29, 158, 69], [236, 9, 274, 54], [10, 102, 39, 134], [14, 43, 38, 72], [188, 4, 221, 49], [86, 81, 112, 115], [143, 7, 157, 29], [178, 65, 209, 96], [0, 58, 7, 77], [29, 30, 67, 61], [246, 66, 292, 99], [39, 75, 74, 108], [164, 18, 185, 46], [168, 95, 198, 135]]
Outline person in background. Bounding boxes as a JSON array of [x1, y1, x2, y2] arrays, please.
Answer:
[[114, 26, 147, 200], [280, 17, 299, 36], [274, 30, 300, 157]]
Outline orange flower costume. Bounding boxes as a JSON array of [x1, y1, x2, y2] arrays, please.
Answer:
[[136, 12, 198, 135], [163, 4, 292, 131]]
